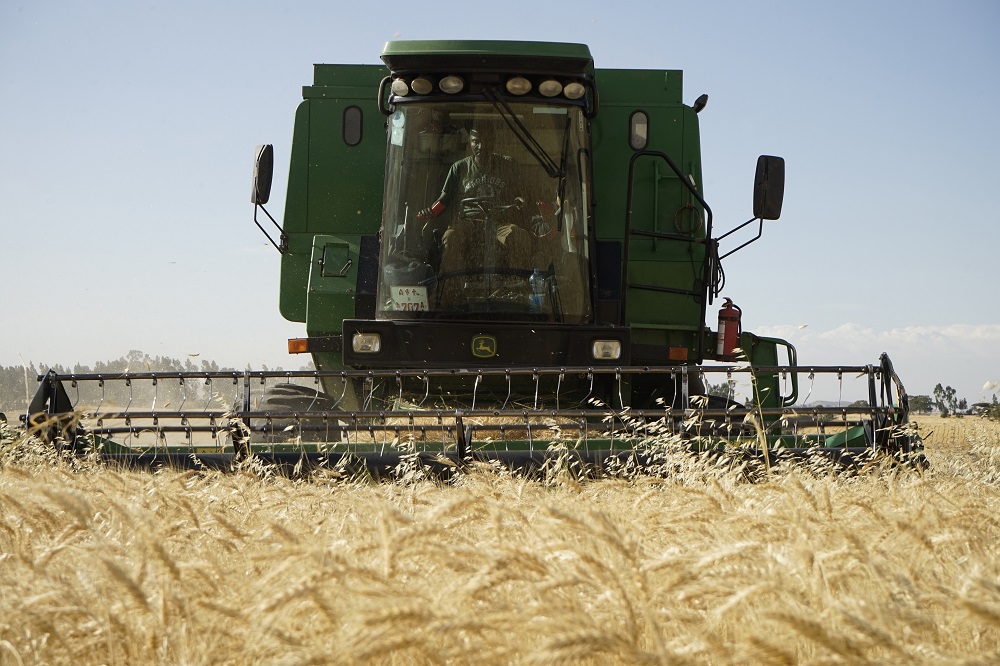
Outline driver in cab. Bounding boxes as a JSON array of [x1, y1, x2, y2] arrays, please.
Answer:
[[417, 125, 533, 277]]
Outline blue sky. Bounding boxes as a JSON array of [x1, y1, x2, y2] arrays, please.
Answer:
[[2, 0, 997, 403]]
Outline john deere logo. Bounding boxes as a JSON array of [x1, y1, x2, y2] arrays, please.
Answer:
[[471, 335, 497, 359]]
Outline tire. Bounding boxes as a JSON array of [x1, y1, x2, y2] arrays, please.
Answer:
[[248, 383, 346, 444]]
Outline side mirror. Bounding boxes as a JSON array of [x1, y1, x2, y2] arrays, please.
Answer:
[[251, 144, 274, 205], [753, 155, 784, 220]]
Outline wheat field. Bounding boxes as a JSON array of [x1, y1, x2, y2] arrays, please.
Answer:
[[1, 416, 998, 665]]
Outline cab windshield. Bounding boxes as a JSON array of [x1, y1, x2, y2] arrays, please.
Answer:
[[377, 101, 592, 323]]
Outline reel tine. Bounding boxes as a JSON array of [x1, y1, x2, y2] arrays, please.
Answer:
[[616, 369, 624, 411], [363, 375, 375, 411], [331, 373, 349, 410], [555, 369, 565, 410], [418, 372, 430, 408], [472, 371, 482, 411], [532, 370, 540, 410], [502, 369, 512, 410], [203, 376, 213, 411]]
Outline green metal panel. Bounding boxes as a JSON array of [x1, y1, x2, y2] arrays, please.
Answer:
[[304, 100, 383, 235], [278, 64, 388, 324], [278, 101, 311, 323], [306, 234, 363, 335], [590, 68, 707, 339], [742, 332, 799, 411]]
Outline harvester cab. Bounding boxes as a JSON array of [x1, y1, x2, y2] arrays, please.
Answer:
[[25, 41, 921, 473]]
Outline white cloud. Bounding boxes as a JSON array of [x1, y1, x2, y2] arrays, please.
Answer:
[[754, 323, 1000, 401]]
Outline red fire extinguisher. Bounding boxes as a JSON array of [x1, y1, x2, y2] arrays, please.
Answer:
[[716, 298, 742, 360]]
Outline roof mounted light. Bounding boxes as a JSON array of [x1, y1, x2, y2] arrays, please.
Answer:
[[439, 75, 464, 94], [390, 79, 410, 97], [411, 77, 433, 95], [505, 76, 532, 95], [563, 82, 586, 100], [538, 80, 563, 97]]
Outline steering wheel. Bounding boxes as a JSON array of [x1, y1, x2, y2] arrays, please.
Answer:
[[459, 196, 520, 220]]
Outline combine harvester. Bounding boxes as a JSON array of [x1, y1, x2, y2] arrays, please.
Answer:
[[25, 41, 921, 474]]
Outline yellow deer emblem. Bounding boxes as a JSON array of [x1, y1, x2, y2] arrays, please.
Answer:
[[471, 335, 497, 358]]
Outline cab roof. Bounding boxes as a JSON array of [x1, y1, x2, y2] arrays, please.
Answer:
[[380, 40, 594, 78]]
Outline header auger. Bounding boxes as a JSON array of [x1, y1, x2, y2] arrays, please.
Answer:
[[23, 40, 922, 474]]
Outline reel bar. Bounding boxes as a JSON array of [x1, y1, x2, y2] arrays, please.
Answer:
[[22, 359, 919, 469], [34, 364, 881, 383]]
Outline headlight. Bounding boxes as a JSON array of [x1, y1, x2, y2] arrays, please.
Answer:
[[352, 332, 382, 354], [563, 82, 586, 100], [591, 340, 622, 360], [505, 76, 532, 95], [439, 75, 464, 94], [538, 80, 563, 97], [390, 79, 410, 96], [411, 77, 433, 95]]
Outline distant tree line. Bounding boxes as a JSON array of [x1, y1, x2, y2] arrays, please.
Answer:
[[907, 395, 934, 413], [931, 383, 969, 417], [908, 386, 966, 417], [0, 351, 297, 418], [909, 384, 999, 419]]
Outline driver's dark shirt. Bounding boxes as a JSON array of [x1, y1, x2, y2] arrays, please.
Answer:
[[438, 154, 515, 217]]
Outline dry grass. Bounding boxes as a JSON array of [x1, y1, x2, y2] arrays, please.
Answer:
[[1, 417, 999, 664]]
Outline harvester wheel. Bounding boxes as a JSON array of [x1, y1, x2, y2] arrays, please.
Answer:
[[248, 383, 346, 444]]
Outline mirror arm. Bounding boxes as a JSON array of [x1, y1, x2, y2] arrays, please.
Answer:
[[717, 217, 764, 260], [254, 204, 286, 254]]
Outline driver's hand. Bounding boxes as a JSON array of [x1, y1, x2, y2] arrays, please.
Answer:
[[417, 201, 445, 220], [531, 215, 554, 239], [497, 224, 514, 243]]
